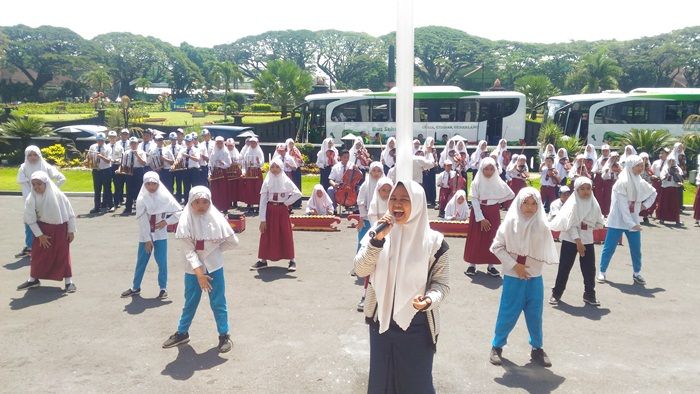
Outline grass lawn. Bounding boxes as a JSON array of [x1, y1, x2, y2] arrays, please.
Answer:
[[30, 114, 93, 121], [142, 112, 288, 127]]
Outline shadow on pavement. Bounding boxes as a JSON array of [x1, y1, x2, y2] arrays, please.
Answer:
[[123, 295, 173, 315], [161, 344, 228, 381], [553, 301, 611, 321], [254, 266, 297, 282], [9, 286, 65, 310], [466, 272, 502, 290], [494, 358, 566, 393], [606, 281, 666, 298], [4, 257, 30, 270]]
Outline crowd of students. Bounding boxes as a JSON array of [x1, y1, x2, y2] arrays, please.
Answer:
[[12, 131, 700, 392]]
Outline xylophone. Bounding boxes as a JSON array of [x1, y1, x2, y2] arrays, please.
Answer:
[[346, 213, 361, 228], [290, 215, 342, 232], [429, 220, 470, 238]]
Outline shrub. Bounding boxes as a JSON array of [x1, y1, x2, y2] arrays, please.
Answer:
[[207, 102, 223, 112], [298, 143, 317, 164], [616, 129, 675, 156], [40, 144, 67, 167], [251, 103, 272, 112], [301, 163, 320, 175], [537, 121, 563, 147]]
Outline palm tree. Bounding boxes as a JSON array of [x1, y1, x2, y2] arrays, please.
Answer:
[[565, 48, 622, 93], [210, 61, 243, 120], [253, 60, 313, 117], [82, 68, 112, 93], [1, 116, 53, 149], [515, 75, 560, 119], [617, 129, 675, 156], [134, 77, 152, 94]]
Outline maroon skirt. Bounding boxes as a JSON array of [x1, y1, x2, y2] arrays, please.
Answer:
[[657, 186, 681, 222], [504, 178, 527, 209], [240, 176, 263, 206], [464, 204, 501, 265], [31, 222, 72, 281], [599, 178, 615, 216], [210, 177, 229, 212], [258, 203, 295, 261], [439, 187, 453, 211], [640, 178, 661, 218], [227, 178, 240, 206], [693, 186, 700, 221]]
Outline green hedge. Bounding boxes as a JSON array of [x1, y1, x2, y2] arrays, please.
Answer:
[[16, 101, 161, 115], [251, 103, 272, 112]]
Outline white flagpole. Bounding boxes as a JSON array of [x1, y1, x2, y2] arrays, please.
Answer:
[[395, 0, 414, 183]]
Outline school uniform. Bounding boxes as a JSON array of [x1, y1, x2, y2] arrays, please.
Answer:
[[505, 158, 528, 209], [490, 188, 558, 358], [226, 146, 242, 208], [444, 190, 469, 221], [326, 161, 351, 209], [111, 139, 128, 207], [694, 157, 700, 223], [240, 145, 264, 207], [316, 138, 338, 191], [306, 184, 334, 216], [539, 166, 558, 212], [357, 163, 383, 246], [199, 139, 213, 187], [354, 180, 450, 394], [88, 142, 114, 211], [258, 159, 302, 262], [464, 158, 515, 266], [182, 145, 201, 202], [139, 140, 154, 172], [123, 148, 147, 213], [208, 146, 233, 212], [286, 140, 304, 208], [599, 157, 620, 216], [422, 141, 439, 205], [167, 142, 183, 199], [156, 144, 176, 195], [657, 164, 683, 222], [437, 168, 457, 215]]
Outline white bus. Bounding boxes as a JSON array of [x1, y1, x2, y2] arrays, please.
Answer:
[[296, 86, 527, 145], [545, 88, 700, 146]]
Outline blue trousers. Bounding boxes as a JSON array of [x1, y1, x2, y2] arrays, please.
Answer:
[[492, 275, 544, 349], [24, 224, 34, 249], [177, 268, 229, 335], [600, 227, 642, 274], [132, 239, 168, 290], [357, 220, 370, 252]]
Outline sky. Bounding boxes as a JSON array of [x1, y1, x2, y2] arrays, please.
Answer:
[[1, 0, 698, 47]]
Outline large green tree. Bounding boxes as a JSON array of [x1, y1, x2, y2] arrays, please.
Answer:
[[565, 48, 623, 93], [210, 61, 244, 119], [81, 67, 112, 92], [335, 55, 387, 91], [515, 75, 560, 118], [253, 60, 313, 117], [313, 30, 386, 88]]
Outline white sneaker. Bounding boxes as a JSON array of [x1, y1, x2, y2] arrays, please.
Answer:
[[596, 272, 606, 283], [633, 273, 646, 285]]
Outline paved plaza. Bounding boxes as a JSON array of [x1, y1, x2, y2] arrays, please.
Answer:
[[1, 195, 699, 393]]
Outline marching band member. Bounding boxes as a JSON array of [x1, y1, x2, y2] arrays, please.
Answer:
[[121, 171, 181, 300], [15, 147, 65, 258], [167, 132, 184, 200], [181, 134, 201, 203], [241, 137, 265, 213], [208, 136, 233, 212], [149, 134, 173, 195], [469, 140, 489, 178], [540, 144, 556, 169], [438, 137, 457, 169], [112, 129, 131, 209], [250, 158, 302, 272], [86, 132, 114, 214], [122, 137, 148, 216], [555, 148, 570, 187], [199, 129, 213, 187], [139, 129, 154, 171], [316, 137, 338, 191], [17, 171, 77, 293], [326, 149, 351, 210]]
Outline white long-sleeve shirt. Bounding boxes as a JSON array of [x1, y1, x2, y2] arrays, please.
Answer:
[[606, 188, 657, 230], [559, 222, 595, 245], [491, 237, 544, 279], [179, 235, 238, 274], [18, 164, 65, 198], [137, 211, 181, 243], [259, 188, 302, 222]]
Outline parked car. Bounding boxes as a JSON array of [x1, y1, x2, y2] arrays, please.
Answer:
[[53, 125, 109, 141], [200, 125, 255, 140]]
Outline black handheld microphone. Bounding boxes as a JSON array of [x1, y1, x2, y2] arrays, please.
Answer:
[[369, 221, 390, 238]]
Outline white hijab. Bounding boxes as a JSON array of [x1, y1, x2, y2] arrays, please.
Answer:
[[135, 171, 181, 219], [358, 161, 383, 208], [381, 137, 396, 166], [307, 184, 334, 214], [210, 142, 232, 168], [260, 158, 300, 195], [490, 187, 558, 265], [568, 154, 587, 178], [444, 189, 469, 220], [367, 177, 393, 225], [363, 180, 444, 334], [470, 157, 514, 201], [226, 139, 241, 161], [317, 138, 338, 167], [24, 171, 75, 227], [175, 186, 234, 241], [613, 155, 655, 202], [585, 144, 598, 162], [620, 145, 638, 164], [243, 138, 264, 165], [548, 177, 604, 232], [17, 146, 52, 184]]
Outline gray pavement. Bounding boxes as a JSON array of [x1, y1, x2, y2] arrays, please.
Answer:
[[1, 195, 699, 393]]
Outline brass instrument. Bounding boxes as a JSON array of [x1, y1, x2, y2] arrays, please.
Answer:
[[84, 151, 99, 169], [148, 149, 164, 171], [170, 153, 187, 172]]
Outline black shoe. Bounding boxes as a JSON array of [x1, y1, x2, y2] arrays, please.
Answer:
[[162, 332, 190, 348], [121, 210, 132, 217], [121, 288, 141, 298], [357, 297, 365, 312], [64, 283, 77, 293], [531, 348, 552, 367], [548, 295, 559, 306], [157, 290, 168, 300], [489, 347, 503, 365], [487, 266, 501, 277], [17, 279, 40, 290], [250, 260, 268, 271], [14, 247, 31, 258], [217, 334, 233, 353], [89, 208, 100, 214], [465, 266, 477, 276], [583, 293, 600, 306], [108, 206, 115, 213], [288, 261, 297, 272]]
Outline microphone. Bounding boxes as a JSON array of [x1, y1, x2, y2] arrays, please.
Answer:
[[368, 221, 390, 238]]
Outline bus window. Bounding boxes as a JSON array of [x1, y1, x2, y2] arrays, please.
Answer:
[[331, 100, 370, 122], [414, 99, 429, 122], [477, 98, 519, 121], [370, 99, 394, 122], [458, 100, 479, 122], [436, 100, 458, 122], [594, 101, 650, 124]]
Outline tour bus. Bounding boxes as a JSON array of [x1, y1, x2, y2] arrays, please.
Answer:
[[545, 88, 700, 146], [296, 86, 527, 145]]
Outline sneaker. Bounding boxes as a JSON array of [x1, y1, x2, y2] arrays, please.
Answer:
[[121, 209, 132, 217], [548, 295, 559, 306], [583, 293, 600, 306], [465, 266, 477, 276], [217, 334, 233, 353], [489, 347, 503, 366], [162, 332, 190, 348], [357, 297, 365, 312], [596, 272, 606, 283], [633, 273, 646, 285], [288, 261, 297, 272], [14, 247, 31, 258], [64, 283, 77, 293], [89, 208, 100, 214], [108, 206, 115, 213], [250, 260, 268, 271], [17, 279, 40, 290], [157, 290, 168, 300], [487, 266, 501, 277], [531, 348, 552, 367], [121, 288, 141, 298]]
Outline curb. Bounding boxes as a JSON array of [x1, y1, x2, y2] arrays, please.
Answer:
[[0, 190, 312, 200]]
